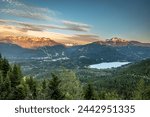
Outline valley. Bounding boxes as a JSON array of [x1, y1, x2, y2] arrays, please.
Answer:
[[1, 37, 150, 78]]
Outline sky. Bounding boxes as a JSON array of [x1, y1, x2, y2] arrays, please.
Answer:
[[0, 0, 150, 42]]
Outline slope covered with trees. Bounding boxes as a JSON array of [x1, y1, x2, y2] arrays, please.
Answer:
[[0, 53, 150, 100]]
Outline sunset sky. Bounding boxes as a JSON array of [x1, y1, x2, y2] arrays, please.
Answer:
[[0, 0, 150, 42]]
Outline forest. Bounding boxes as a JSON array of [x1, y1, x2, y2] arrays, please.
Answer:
[[0, 53, 150, 100]]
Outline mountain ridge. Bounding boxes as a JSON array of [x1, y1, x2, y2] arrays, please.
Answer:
[[0, 36, 62, 48], [0, 36, 149, 48], [95, 37, 150, 47]]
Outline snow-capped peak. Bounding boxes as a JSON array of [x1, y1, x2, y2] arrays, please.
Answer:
[[106, 37, 128, 43]]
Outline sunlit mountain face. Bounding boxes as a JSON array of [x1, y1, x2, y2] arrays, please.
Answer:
[[0, 0, 149, 46], [0, 35, 98, 48], [0, 36, 150, 49]]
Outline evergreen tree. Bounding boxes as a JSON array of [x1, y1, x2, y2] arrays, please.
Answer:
[[7, 71, 14, 87], [0, 72, 4, 99], [1, 58, 10, 78], [42, 79, 47, 91], [26, 77, 38, 99], [143, 86, 150, 100], [133, 79, 145, 100], [21, 78, 30, 99], [58, 69, 83, 99], [84, 83, 96, 100], [13, 84, 26, 100], [3, 74, 11, 99], [0, 56, 2, 70], [10, 65, 22, 88], [40, 79, 47, 99], [0, 72, 3, 86], [47, 73, 64, 100], [32, 81, 38, 99]]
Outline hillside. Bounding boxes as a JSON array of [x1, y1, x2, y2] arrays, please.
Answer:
[[0, 54, 150, 100], [76, 59, 150, 100], [120, 59, 150, 77]]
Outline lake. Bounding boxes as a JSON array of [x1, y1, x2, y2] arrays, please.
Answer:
[[89, 62, 130, 69]]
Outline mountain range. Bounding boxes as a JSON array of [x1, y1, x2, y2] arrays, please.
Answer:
[[0, 36, 150, 48], [0, 35, 97, 48], [1, 36, 150, 77], [0, 37, 150, 65]]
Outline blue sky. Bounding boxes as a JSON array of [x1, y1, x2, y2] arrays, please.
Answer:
[[0, 0, 149, 42]]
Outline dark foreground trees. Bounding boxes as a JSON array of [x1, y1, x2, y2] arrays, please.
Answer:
[[47, 73, 64, 100], [84, 83, 97, 100]]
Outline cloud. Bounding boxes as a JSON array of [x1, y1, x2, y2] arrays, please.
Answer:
[[0, 25, 27, 37], [0, 20, 7, 24], [0, 0, 92, 32], [62, 20, 91, 32], [17, 22, 64, 32], [12, 20, 91, 32], [0, 9, 53, 21], [0, 19, 92, 32], [68, 34, 100, 42], [0, 19, 61, 32], [0, 0, 55, 21]]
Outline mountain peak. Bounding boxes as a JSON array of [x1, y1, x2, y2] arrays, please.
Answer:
[[106, 37, 128, 43], [102, 37, 129, 46], [94, 37, 150, 47]]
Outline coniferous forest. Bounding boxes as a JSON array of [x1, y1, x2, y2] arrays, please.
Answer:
[[0, 53, 150, 100]]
